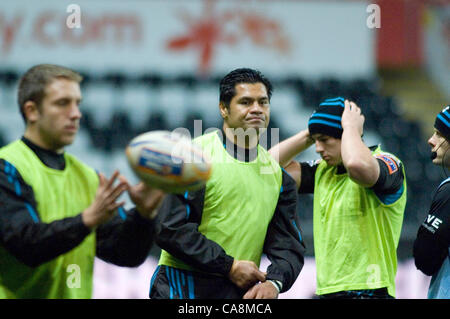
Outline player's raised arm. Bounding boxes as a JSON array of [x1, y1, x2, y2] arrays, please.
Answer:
[[340, 100, 380, 187], [269, 129, 314, 168], [268, 129, 314, 190]]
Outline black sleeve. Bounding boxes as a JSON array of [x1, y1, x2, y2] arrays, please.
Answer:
[[0, 159, 92, 267], [298, 161, 318, 194], [154, 188, 234, 275], [264, 170, 306, 292], [95, 207, 155, 267], [413, 182, 450, 276], [371, 156, 404, 195]]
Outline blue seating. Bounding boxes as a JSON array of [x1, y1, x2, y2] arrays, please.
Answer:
[[0, 70, 437, 230]]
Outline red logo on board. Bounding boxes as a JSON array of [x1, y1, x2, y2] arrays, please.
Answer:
[[166, 0, 290, 75]]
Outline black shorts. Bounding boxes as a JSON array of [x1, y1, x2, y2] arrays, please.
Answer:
[[317, 288, 394, 299], [149, 265, 246, 299]]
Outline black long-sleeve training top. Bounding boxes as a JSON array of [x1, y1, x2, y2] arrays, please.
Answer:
[[414, 179, 450, 276], [154, 132, 306, 293], [0, 137, 155, 268]]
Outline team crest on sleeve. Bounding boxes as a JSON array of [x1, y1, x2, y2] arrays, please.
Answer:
[[375, 154, 399, 174]]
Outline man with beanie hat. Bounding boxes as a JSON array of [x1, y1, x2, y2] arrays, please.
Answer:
[[269, 97, 407, 298], [413, 105, 450, 299]]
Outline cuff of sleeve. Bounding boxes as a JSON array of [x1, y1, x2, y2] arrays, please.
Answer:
[[268, 280, 282, 293], [266, 273, 285, 291], [221, 255, 235, 276], [77, 214, 94, 235], [129, 208, 155, 226]]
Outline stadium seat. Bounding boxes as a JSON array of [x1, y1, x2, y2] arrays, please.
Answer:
[[318, 77, 346, 98], [0, 70, 19, 87], [0, 70, 436, 235], [138, 73, 164, 88], [109, 111, 135, 150], [101, 72, 127, 88], [80, 109, 97, 134], [140, 111, 170, 134], [182, 112, 205, 137], [0, 130, 6, 148]]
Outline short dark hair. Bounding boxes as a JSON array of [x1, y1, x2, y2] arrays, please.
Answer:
[[17, 64, 82, 122], [219, 68, 273, 107]]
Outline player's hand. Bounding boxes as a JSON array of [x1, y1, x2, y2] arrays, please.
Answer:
[[341, 100, 364, 136], [228, 260, 266, 290], [82, 170, 128, 229], [126, 180, 166, 220], [243, 281, 279, 299]]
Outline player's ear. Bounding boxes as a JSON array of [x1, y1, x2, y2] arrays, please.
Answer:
[[23, 101, 40, 125], [219, 102, 229, 119]]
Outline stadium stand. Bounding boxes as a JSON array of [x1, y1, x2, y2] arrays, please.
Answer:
[[0, 69, 443, 260]]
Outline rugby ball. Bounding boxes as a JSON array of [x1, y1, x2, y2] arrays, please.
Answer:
[[125, 130, 211, 193]]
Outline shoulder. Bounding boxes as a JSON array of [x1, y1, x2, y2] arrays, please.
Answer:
[[373, 148, 403, 174], [281, 168, 297, 191], [0, 140, 28, 161], [64, 153, 98, 180], [0, 158, 35, 201], [0, 140, 22, 151], [277, 168, 298, 205], [423, 178, 450, 235], [0, 158, 20, 179], [259, 145, 282, 168], [432, 178, 450, 207], [193, 131, 225, 165], [437, 177, 450, 191], [0, 141, 37, 177], [193, 130, 220, 145]]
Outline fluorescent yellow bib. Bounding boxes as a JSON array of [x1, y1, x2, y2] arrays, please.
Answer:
[[313, 146, 406, 297], [0, 140, 98, 298], [159, 131, 282, 271]]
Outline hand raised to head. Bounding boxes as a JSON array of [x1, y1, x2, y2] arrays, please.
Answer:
[[342, 100, 365, 136]]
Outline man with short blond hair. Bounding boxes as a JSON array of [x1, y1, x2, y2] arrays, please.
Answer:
[[0, 64, 165, 298]]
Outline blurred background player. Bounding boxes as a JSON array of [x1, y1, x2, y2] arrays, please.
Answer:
[[269, 97, 407, 298], [0, 64, 165, 299], [149, 68, 305, 299], [413, 106, 450, 299]]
